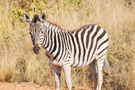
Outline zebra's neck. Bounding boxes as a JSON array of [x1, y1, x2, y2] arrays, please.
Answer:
[[41, 21, 71, 61], [42, 21, 61, 50]]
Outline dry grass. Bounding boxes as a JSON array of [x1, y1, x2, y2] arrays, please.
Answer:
[[0, 0, 135, 90]]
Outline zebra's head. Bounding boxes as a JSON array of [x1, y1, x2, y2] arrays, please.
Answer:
[[23, 12, 47, 54]]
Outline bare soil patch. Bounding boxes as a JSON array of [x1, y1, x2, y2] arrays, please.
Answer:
[[0, 82, 91, 90]]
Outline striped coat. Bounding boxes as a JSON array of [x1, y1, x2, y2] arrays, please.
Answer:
[[42, 22, 109, 68]]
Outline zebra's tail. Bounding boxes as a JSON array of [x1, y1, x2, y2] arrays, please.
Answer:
[[103, 58, 111, 76]]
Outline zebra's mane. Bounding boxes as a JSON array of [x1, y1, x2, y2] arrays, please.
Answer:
[[32, 14, 39, 23], [47, 21, 63, 30]]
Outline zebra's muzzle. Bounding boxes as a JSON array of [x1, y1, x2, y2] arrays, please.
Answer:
[[33, 45, 41, 54]]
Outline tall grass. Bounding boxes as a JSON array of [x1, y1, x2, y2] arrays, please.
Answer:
[[0, 0, 135, 90]]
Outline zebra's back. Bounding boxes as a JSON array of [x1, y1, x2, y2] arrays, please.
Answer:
[[67, 24, 109, 67]]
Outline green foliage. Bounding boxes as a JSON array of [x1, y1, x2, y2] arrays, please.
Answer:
[[11, 0, 83, 21], [11, 0, 50, 21]]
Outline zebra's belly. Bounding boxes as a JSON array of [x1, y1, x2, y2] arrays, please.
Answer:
[[71, 57, 95, 68]]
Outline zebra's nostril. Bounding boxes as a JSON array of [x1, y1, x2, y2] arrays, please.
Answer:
[[33, 46, 41, 54]]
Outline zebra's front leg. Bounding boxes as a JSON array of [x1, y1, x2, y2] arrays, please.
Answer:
[[52, 65, 61, 90], [62, 64, 72, 90]]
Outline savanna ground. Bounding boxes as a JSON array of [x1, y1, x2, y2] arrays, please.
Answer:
[[0, 82, 92, 90], [0, 0, 135, 90]]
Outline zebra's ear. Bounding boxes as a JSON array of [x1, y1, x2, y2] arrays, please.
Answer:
[[40, 12, 47, 23], [23, 12, 32, 23]]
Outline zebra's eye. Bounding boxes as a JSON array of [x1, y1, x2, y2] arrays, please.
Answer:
[[29, 32, 32, 36], [41, 30, 44, 34], [29, 32, 33, 38]]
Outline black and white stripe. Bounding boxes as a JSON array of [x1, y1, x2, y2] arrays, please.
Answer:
[[41, 22, 109, 67]]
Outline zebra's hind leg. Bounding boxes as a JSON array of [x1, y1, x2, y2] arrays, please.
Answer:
[[51, 65, 61, 90], [62, 62, 72, 90], [89, 59, 98, 90], [95, 56, 105, 90]]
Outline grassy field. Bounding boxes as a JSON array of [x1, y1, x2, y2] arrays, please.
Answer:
[[0, 0, 135, 90]]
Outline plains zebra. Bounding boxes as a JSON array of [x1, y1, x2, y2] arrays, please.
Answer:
[[23, 12, 110, 90]]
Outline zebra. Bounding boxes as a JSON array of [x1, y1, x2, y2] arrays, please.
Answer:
[[23, 12, 110, 90]]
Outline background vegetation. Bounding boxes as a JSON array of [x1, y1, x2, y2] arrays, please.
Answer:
[[0, 0, 135, 90]]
